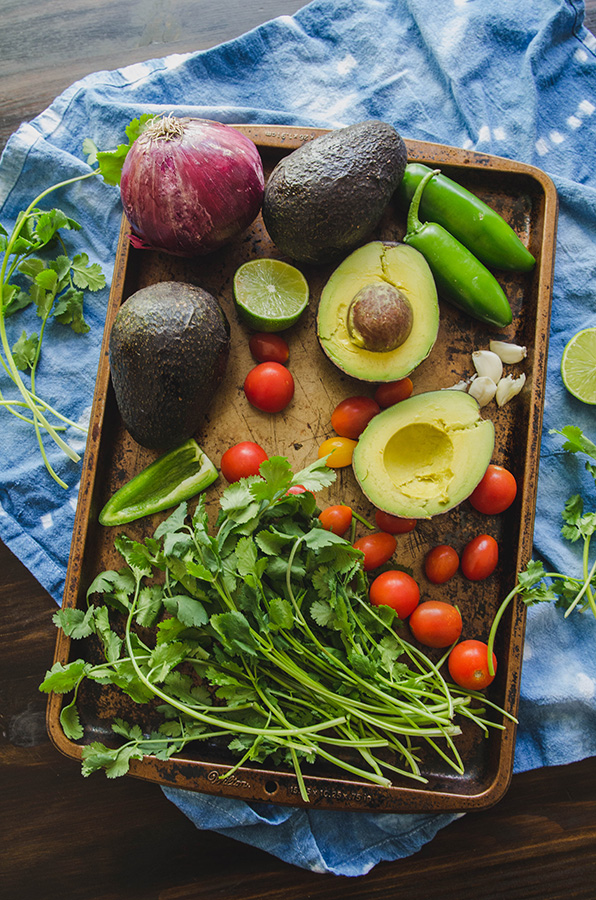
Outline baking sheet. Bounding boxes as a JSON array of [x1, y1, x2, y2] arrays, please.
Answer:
[[46, 125, 558, 812]]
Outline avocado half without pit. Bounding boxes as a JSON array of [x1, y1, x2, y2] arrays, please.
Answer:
[[352, 390, 495, 519], [317, 241, 440, 382]]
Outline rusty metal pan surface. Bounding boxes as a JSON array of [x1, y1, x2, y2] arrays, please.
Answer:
[[47, 126, 558, 813]]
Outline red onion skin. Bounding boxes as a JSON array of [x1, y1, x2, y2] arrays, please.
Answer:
[[120, 117, 265, 257]]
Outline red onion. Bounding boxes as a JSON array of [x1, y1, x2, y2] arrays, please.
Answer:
[[120, 115, 265, 257]]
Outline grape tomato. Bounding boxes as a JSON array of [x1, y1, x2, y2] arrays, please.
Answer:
[[318, 436, 358, 468], [353, 532, 397, 571], [424, 544, 459, 584], [461, 534, 499, 581], [248, 332, 289, 364], [244, 361, 294, 413], [374, 378, 413, 408], [469, 464, 517, 515], [369, 569, 420, 618], [319, 505, 353, 536], [331, 395, 380, 440], [448, 640, 496, 690], [220, 441, 268, 482], [408, 600, 463, 648], [374, 509, 417, 534]]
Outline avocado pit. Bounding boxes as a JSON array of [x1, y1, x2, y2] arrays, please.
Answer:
[[347, 282, 413, 352]]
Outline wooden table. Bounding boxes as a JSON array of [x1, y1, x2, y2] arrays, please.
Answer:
[[2, 3, 596, 898]]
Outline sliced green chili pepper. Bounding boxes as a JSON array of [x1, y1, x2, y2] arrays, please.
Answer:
[[397, 162, 536, 273], [99, 438, 218, 526], [403, 169, 513, 328]]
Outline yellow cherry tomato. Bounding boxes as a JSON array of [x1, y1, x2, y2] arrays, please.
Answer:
[[318, 436, 358, 468]]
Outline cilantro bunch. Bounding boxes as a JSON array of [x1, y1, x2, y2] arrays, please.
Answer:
[[487, 425, 596, 672], [41, 456, 504, 799], [0, 172, 106, 487]]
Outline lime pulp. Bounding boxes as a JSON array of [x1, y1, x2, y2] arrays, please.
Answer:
[[561, 326, 596, 404], [233, 258, 309, 332]]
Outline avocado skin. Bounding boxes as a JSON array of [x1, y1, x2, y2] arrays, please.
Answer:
[[109, 281, 230, 450], [262, 121, 407, 265]]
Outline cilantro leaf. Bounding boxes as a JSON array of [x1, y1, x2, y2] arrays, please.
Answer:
[[71, 252, 106, 291], [39, 659, 88, 693], [12, 330, 39, 371]]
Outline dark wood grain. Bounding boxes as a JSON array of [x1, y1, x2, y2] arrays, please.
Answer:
[[2, 3, 596, 899]]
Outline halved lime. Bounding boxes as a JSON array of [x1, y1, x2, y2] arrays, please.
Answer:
[[233, 258, 309, 332], [561, 327, 596, 404]]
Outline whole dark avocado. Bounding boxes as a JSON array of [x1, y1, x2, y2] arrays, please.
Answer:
[[262, 121, 407, 265], [109, 281, 230, 449]]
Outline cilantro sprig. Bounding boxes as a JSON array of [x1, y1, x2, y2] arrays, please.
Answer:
[[42, 456, 508, 800], [487, 425, 596, 674], [0, 174, 107, 487], [0, 114, 158, 488]]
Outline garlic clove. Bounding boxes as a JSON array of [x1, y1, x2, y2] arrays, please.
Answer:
[[443, 378, 470, 391], [472, 350, 503, 383], [495, 372, 526, 407], [489, 340, 527, 365], [468, 375, 497, 407]]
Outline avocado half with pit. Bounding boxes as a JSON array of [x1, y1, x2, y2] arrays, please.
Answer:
[[317, 241, 439, 382], [352, 390, 495, 519]]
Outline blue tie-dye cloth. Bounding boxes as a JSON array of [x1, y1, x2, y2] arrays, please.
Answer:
[[2, 0, 596, 877]]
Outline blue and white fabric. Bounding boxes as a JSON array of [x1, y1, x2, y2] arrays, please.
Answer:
[[1, 0, 596, 877]]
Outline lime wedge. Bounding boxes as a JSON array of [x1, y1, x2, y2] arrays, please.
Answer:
[[233, 258, 309, 332], [561, 327, 596, 404]]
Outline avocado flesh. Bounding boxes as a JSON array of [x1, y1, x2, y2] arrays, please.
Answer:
[[317, 241, 439, 382], [262, 120, 407, 265], [109, 281, 230, 450], [353, 390, 494, 518]]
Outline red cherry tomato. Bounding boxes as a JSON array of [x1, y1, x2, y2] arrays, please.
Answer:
[[331, 395, 380, 440], [408, 601, 463, 648], [319, 505, 353, 536], [369, 570, 420, 618], [461, 534, 499, 581], [448, 640, 497, 690], [374, 378, 413, 408], [286, 484, 310, 495], [424, 544, 460, 584], [353, 532, 397, 571], [469, 464, 518, 515], [248, 332, 289, 365], [374, 509, 417, 534], [244, 361, 295, 413], [318, 436, 358, 468], [220, 441, 268, 483]]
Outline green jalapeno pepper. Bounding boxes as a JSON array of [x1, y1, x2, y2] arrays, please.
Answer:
[[403, 169, 513, 328], [99, 438, 218, 526], [397, 162, 536, 273]]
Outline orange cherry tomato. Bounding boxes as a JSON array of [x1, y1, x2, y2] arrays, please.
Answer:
[[424, 545, 460, 584], [448, 640, 497, 691], [353, 532, 397, 571], [374, 509, 417, 534], [318, 436, 358, 468], [374, 378, 413, 408], [461, 534, 499, 581], [408, 601, 463, 648], [369, 569, 420, 618], [469, 464, 517, 515], [331, 395, 380, 440], [319, 505, 353, 536]]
